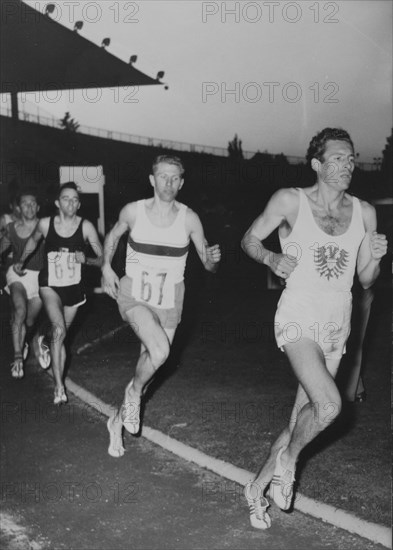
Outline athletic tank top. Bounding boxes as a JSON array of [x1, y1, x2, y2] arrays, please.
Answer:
[[7, 221, 43, 271], [279, 189, 365, 293], [126, 200, 189, 283], [40, 217, 85, 287]]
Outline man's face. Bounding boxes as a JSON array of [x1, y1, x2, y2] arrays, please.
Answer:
[[150, 163, 184, 202], [318, 140, 355, 189], [57, 188, 80, 215], [19, 195, 39, 220]]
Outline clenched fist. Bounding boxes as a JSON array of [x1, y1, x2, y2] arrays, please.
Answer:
[[267, 252, 298, 279], [206, 244, 221, 264], [369, 231, 387, 261]]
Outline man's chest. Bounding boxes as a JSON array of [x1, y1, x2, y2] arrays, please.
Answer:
[[310, 207, 352, 236], [14, 224, 33, 240]]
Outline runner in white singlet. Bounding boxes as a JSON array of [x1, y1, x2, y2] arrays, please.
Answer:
[[0, 190, 46, 378], [241, 128, 387, 529], [102, 155, 221, 458]]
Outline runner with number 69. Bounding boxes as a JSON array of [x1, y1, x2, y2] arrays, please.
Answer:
[[13, 182, 103, 405]]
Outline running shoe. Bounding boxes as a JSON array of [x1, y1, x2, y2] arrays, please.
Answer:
[[11, 357, 24, 379], [244, 481, 271, 529], [270, 447, 295, 511], [54, 386, 68, 405], [22, 342, 29, 360], [37, 336, 51, 369]]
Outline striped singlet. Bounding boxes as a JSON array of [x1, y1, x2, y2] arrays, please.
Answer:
[[125, 200, 189, 309]]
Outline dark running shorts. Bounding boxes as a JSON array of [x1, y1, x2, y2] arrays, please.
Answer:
[[117, 275, 184, 329], [40, 284, 86, 308]]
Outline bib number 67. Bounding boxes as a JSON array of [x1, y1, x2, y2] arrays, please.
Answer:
[[140, 271, 167, 306]]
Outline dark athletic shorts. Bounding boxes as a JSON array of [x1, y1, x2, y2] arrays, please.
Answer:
[[117, 275, 184, 329], [40, 284, 86, 308]]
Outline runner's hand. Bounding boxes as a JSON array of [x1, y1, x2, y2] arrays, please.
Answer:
[[75, 251, 86, 264], [369, 231, 387, 260], [102, 265, 120, 299], [13, 262, 26, 276], [267, 252, 297, 279], [206, 244, 221, 264]]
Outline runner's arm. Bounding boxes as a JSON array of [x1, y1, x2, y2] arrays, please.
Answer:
[[13, 218, 48, 276], [0, 214, 11, 238], [187, 210, 221, 273], [0, 224, 11, 259], [79, 220, 103, 267], [357, 202, 387, 289], [101, 204, 135, 299], [241, 189, 298, 278]]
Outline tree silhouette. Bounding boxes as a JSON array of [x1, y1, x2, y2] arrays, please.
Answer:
[[228, 134, 243, 159], [60, 111, 80, 132], [250, 149, 272, 163]]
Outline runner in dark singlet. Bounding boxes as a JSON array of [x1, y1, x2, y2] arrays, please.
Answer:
[[14, 182, 103, 404]]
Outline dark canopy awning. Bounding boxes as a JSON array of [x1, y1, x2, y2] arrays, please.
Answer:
[[1, 0, 161, 94]]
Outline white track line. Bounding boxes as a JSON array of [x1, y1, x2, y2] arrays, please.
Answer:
[[64, 376, 391, 548], [75, 324, 127, 355]]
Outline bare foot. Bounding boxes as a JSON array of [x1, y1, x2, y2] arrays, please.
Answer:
[[107, 416, 125, 458]]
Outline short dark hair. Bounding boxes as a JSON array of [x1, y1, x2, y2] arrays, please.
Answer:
[[17, 188, 39, 205], [152, 155, 185, 176], [58, 181, 80, 199], [306, 128, 354, 166]]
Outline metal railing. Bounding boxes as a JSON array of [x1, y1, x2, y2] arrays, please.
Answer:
[[0, 104, 379, 170]]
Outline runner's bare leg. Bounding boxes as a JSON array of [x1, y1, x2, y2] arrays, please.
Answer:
[[252, 341, 341, 494], [109, 306, 176, 450], [40, 288, 78, 391]]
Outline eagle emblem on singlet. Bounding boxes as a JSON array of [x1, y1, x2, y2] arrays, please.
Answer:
[[314, 244, 349, 280]]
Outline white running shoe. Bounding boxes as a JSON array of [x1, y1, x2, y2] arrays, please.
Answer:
[[37, 336, 51, 369], [11, 357, 24, 379], [244, 481, 272, 529], [54, 386, 68, 405], [22, 342, 29, 360], [270, 447, 295, 511]]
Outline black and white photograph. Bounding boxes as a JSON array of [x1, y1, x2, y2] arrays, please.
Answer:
[[0, 1, 391, 548]]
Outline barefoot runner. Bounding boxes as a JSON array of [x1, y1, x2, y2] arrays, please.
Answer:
[[102, 155, 221, 457]]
